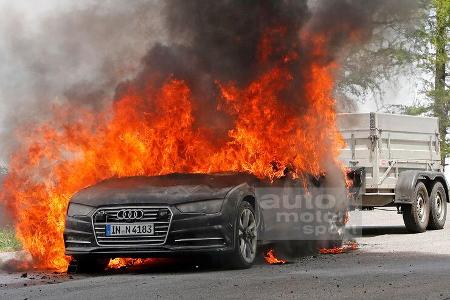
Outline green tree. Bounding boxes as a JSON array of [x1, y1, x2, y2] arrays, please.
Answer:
[[345, 1, 449, 163], [386, 0, 449, 162], [336, 1, 427, 111], [431, 0, 450, 161]]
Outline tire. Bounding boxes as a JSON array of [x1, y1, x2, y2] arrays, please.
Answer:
[[315, 239, 343, 250], [225, 201, 258, 269], [316, 208, 346, 249], [402, 181, 430, 233], [72, 257, 109, 273], [275, 240, 317, 257], [281, 209, 345, 255], [428, 182, 447, 230]]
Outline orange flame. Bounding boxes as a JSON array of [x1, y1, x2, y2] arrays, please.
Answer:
[[0, 32, 344, 271], [107, 258, 159, 270], [319, 241, 358, 255], [264, 249, 287, 265]]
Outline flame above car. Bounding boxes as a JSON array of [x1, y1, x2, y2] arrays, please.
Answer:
[[0, 1, 367, 271]]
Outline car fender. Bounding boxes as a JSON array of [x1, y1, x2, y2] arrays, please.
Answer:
[[225, 183, 263, 240], [394, 170, 449, 204]]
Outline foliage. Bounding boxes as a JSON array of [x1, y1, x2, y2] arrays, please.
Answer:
[[0, 228, 21, 252], [353, 0, 450, 161], [336, 0, 429, 108], [394, 0, 450, 161], [383, 103, 432, 116]]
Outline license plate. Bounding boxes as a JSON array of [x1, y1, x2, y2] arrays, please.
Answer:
[[105, 223, 154, 236]]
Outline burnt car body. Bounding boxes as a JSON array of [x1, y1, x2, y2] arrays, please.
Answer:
[[64, 171, 348, 271], [64, 173, 262, 270]]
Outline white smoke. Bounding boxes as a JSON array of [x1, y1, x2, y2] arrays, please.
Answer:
[[0, 0, 167, 162]]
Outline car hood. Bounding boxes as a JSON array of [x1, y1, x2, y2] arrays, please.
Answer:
[[70, 173, 258, 207]]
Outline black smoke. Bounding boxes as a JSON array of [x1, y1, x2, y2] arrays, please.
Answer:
[[0, 0, 421, 161], [115, 0, 375, 135]]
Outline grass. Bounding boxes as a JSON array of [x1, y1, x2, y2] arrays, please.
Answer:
[[0, 227, 21, 252]]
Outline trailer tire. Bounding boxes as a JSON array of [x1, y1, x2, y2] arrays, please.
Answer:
[[402, 182, 430, 233], [427, 182, 447, 230]]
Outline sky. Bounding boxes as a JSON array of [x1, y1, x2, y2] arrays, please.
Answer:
[[362, 75, 418, 112]]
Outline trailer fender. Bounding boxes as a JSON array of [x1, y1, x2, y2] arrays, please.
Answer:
[[394, 170, 449, 204]]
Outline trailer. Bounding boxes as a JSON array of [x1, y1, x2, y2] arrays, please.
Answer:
[[338, 112, 448, 233]]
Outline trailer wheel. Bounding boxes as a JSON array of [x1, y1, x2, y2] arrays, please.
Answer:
[[427, 182, 447, 230], [402, 182, 430, 233]]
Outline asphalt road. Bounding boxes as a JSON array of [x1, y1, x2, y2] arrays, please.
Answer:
[[2, 208, 450, 300]]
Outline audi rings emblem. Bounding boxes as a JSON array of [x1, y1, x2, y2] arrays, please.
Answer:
[[116, 209, 144, 220]]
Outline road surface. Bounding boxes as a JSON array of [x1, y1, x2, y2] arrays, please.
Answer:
[[2, 208, 450, 299]]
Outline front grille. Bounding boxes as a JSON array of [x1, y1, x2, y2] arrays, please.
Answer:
[[92, 206, 172, 247]]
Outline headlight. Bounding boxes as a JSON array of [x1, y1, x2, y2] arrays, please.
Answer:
[[176, 199, 224, 214], [67, 203, 95, 217]]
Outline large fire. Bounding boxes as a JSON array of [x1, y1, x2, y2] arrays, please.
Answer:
[[0, 27, 350, 271]]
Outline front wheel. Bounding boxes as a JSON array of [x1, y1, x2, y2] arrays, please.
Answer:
[[403, 182, 430, 233], [225, 201, 258, 269]]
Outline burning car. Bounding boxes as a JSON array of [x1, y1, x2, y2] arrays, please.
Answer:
[[1, 2, 353, 271], [64, 170, 348, 272], [64, 172, 261, 272]]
